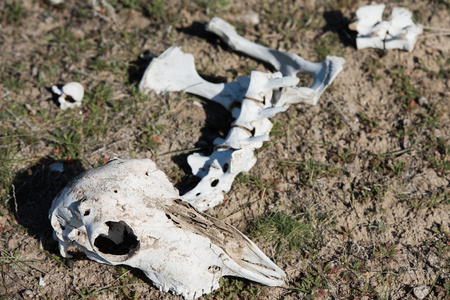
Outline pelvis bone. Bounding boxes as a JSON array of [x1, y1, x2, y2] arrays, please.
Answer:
[[139, 18, 345, 108], [49, 158, 285, 299], [206, 17, 345, 106]]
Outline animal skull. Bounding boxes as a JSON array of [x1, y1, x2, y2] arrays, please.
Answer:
[[49, 158, 285, 299], [51, 82, 84, 110]]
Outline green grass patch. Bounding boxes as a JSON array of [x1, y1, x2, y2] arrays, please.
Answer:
[[314, 32, 344, 61], [0, 0, 25, 25], [0, 143, 17, 204], [210, 278, 268, 299], [247, 211, 319, 257], [389, 66, 421, 109]]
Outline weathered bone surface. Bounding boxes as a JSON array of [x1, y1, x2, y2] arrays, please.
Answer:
[[349, 4, 423, 52], [51, 82, 84, 110], [206, 17, 345, 106], [183, 71, 299, 210], [49, 158, 285, 299], [139, 18, 345, 108], [138, 18, 345, 211], [138, 47, 248, 111]]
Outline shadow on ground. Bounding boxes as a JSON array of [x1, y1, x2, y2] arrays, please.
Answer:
[[10, 157, 85, 251], [171, 99, 234, 195], [322, 10, 357, 48]]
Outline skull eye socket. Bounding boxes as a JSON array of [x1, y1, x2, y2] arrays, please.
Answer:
[[94, 221, 140, 259], [65, 95, 77, 103]]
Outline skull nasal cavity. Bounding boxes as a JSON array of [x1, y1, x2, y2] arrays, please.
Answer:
[[94, 221, 139, 256]]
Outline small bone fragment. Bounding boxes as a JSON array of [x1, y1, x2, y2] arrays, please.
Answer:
[[349, 4, 423, 52], [49, 162, 64, 173], [49, 159, 285, 299], [413, 286, 429, 299], [182, 71, 299, 210], [237, 13, 260, 25], [51, 82, 84, 110], [139, 47, 248, 111], [384, 7, 423, 52], [349, 4, 387, 50], [206, 17, 345, 106], [348, 4, 385, 35]]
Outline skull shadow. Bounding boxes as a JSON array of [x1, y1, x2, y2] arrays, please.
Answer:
[[8, 157, 85, 252]]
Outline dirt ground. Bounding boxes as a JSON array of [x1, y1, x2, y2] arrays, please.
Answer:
[[0, 0, 449, 299]]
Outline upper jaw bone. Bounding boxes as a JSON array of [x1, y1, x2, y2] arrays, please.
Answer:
[[206, 17, 345, 106]]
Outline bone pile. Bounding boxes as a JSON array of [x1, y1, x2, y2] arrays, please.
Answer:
[[349, 4, 423, 52], [50, 17, 345, 300], [139, 17, 345, 211]]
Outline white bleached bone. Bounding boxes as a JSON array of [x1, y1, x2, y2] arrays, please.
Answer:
[[49, 158, 285, 299], [51, 82, 84, 110], [182, 71, 299, 211], [139, 47, 248, 111], [138, 18, 345, 211], [384, 7, 423, 51], [206, 17, 345, 106], [348, 4, 387, 50], [349, 5, 423, 52], [139, 18, 345, 108]]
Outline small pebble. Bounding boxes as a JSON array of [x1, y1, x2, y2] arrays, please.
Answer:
[[49, 162, 64, 173], [418, 96, 428, 106], [428, 252, 440, 268], [413, 285, 428, 299], [39, 277, 46, 287], [241, 13, 260, 25]]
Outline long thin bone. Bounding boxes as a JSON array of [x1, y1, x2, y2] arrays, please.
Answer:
[[206, 17, 345, 105]]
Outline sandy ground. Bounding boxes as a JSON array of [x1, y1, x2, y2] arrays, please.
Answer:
[[0, 0, 449, 299]]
